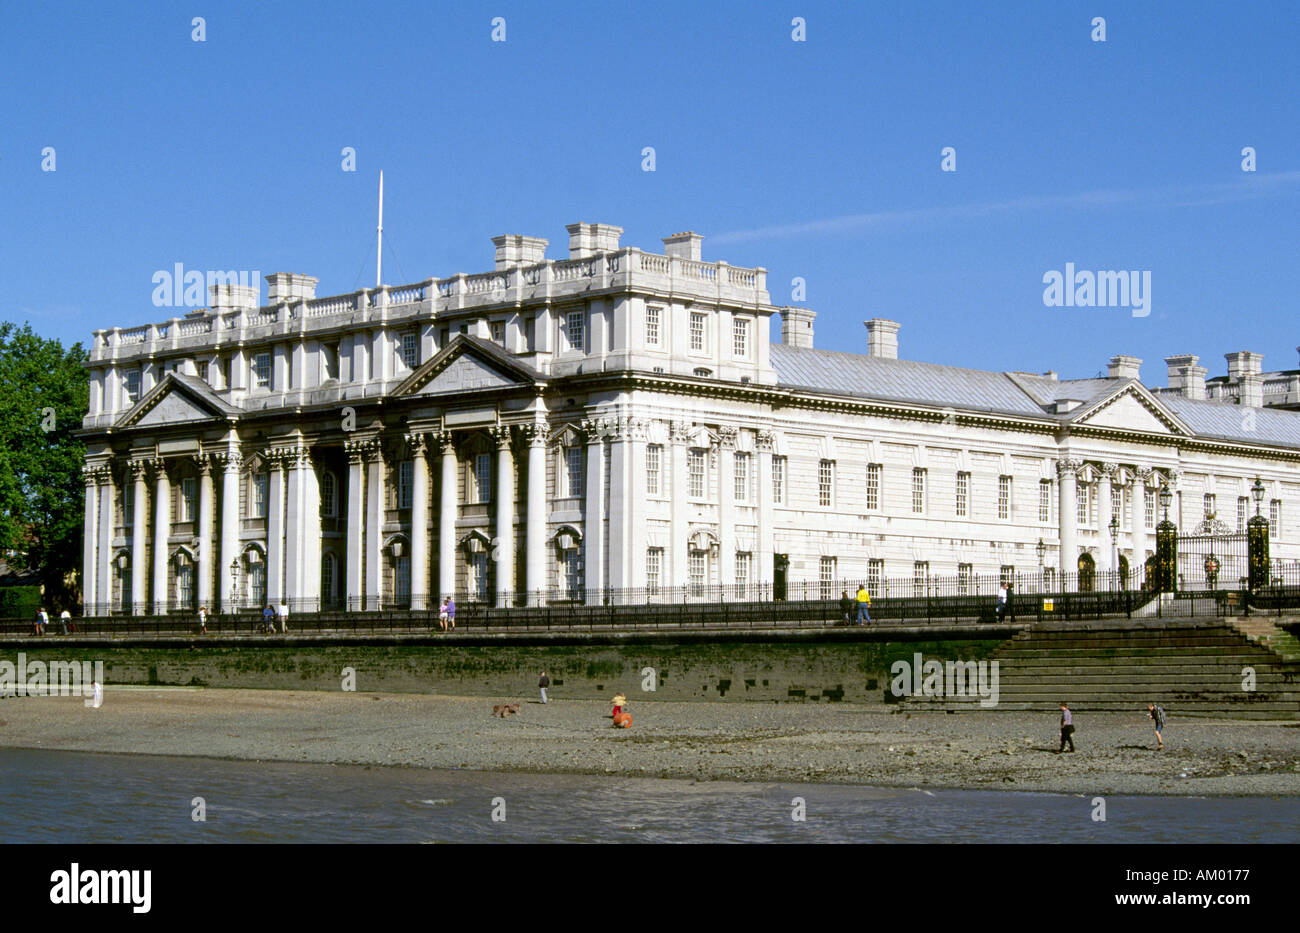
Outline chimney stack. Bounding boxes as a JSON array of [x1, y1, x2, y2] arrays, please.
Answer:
[[1107, 355, 1142, 380], [864, 319, 900, 360], [492, 234, 548, 270], [264, 273, 318, 304], [781, 307, 816, 348], [662, 231, 704, 261], [566, 223, 623, 258], [1165, 354, 1207, 400]]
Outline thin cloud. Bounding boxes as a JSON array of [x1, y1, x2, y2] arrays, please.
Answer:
[[710, 172, 1300, 245]]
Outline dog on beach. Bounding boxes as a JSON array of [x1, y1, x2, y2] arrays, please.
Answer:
[[492, 703, 521, 718]]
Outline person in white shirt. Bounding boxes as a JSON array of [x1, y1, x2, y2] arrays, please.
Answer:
[[59, 609, 72, 635], [278, 601, 289, 633]]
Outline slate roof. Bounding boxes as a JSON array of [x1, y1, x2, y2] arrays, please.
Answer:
[[768, 344, 1300, 451]]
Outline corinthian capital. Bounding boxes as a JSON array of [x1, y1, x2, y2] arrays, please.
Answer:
[[716, 425, 739, 450], [1055, 457, 1084, 477]]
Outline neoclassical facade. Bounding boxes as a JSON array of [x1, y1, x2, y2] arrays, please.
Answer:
[[78, 223, 1300, 614]]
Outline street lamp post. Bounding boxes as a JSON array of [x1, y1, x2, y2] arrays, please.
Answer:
[[1247, 475, 1269, 600], [229, 558, 240, 615], [1155, 480, 1177, 594], [1109, 514, 1120, 591], [1036, 538, 1046, 592]]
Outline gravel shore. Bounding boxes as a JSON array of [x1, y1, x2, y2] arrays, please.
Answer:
[[2, 687, 1298, 796]]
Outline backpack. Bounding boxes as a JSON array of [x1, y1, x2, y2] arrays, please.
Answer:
[[1152, 706, 1166, 728]]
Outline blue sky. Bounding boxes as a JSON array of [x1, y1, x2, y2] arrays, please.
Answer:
[[3, 0, 1297, 384]]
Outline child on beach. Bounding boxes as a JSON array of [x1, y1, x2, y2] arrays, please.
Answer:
[[611, 691, 627, 718]]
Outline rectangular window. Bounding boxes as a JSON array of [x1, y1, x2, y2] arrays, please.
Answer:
[[998, 475, 1012, 520], [1271, 500, 1281, 539], [646, 445, 662, 496], [566, 310, 585, 352], [564, 447, 584, 499], [322, 342, 339, 382], [866, 463, 881, 511], [1111, 487, 1122, 526], [956, 471, 970, 517], [1077, 484, 1089, 526], [401, 333, 419, 370], [646, 548, 663, 595], [1000, 565, 1015, 587], [772, 456, 786, 504], [867, 559, 883, 597], [689, 551, 707, 592], [818, 459, 835, 508], [321, 472, 338, 518], [125, 369, 142, 404], [689, 312, 706, 351], [1145, 488, 1156, 528], [177, 559, 193, 609], [733, 318, 749, 357], [912, 468, 927, 514], [252, 473, 268, 519], [197, 361, 209, 383], [913, 561, 929, 597], [474, 453, 492, 504], [397, 461, 413, 509], [1238, 496, 1249, 532], [490, 321, 505, 345], [646, 306, 661, 346], [253, 352, 272, 388], [735, 552, 751, 593], [395, 556, 411, 605], [180, 477, 197, 523], [560, 549, 581, 598], [469, 552, 488, 601], [689, 449, 706, 499], [734, 452, 750, 503], [1203, 492, 1216, 520], [1040, 480, 1052, 523], [819, 556, 836, 600], [958, 563, 973, 595]]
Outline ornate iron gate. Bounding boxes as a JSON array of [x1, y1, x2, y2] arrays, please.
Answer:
[[1176, 531, 1248, 591]]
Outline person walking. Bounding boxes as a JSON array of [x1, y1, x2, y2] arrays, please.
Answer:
[[35, 607, 48, 636], [438, 596, 451, 632], [538, 670, 550, 704], [445, 596, 455, 632], [262, 604, 276, 634], [854, 584, 871, 625], [278, 600, 289, 633], [838, 591, 853, 626], [59, 609, 71, 635], [996, 582, 1009, 622], [1147, 702, 1166, 750], [197, 605, 208, 635], [1058, 701, 1075, 753]]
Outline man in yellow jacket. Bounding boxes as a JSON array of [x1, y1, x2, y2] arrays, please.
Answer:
[[854, 585, 871, 625]]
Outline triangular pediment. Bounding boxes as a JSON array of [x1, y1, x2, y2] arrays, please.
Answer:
[[1069, 382, 1192, 436], [393, 335, 542, 398], [116, 374, 235, 429]]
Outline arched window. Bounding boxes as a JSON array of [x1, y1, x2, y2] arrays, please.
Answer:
[[1077, 553, 1096, 593]]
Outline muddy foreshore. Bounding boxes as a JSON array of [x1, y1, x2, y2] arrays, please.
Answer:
[[2, 687, 1298, 797]]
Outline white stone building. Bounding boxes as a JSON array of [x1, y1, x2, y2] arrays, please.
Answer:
[[78, 223, 1300, 614]]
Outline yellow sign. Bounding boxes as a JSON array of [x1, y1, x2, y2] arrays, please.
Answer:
[[1042, 599, 1054, 611]]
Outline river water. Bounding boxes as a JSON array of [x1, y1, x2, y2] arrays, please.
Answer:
[[2, 748, 1295, 843]]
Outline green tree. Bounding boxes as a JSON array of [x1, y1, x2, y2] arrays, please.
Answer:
[[0, 322, 88, 606]]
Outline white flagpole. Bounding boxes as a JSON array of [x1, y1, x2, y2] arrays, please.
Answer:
[[376, 170, 384, 288]]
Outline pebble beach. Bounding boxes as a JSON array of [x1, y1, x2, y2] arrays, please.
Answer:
[[2, 687, 1298, 797]]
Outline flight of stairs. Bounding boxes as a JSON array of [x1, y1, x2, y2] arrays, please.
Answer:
[[904, 617, 1300, 718]]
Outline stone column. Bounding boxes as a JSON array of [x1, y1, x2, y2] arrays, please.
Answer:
[[1097, 463, 1116, 576], [670, 422, 691, 590], [345, 439, 368, 611], [437, 433, 458, 603], [152, 460, 171, 614], [525, 424, 547, 605], [582, 418, 607, 604], [408, 433, 430, 611], [218, 447, 241, 614], [628, 420, 648, 590], [131, 460, 149, 615], [606, 418, 630, 597], [1056, 458, 1080, 587], [96, 465, 114, 612], [717, 426, 738, 593], [491, 426, 516, 607], [197, 454, 215, 611], [266, 450, 286, 607], [756, 431, 775, 592], [364, 442, 386, 611], [82, 467, 99, 614], [1132, 468, 1152, 583], [284, 442, 320, 611]]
